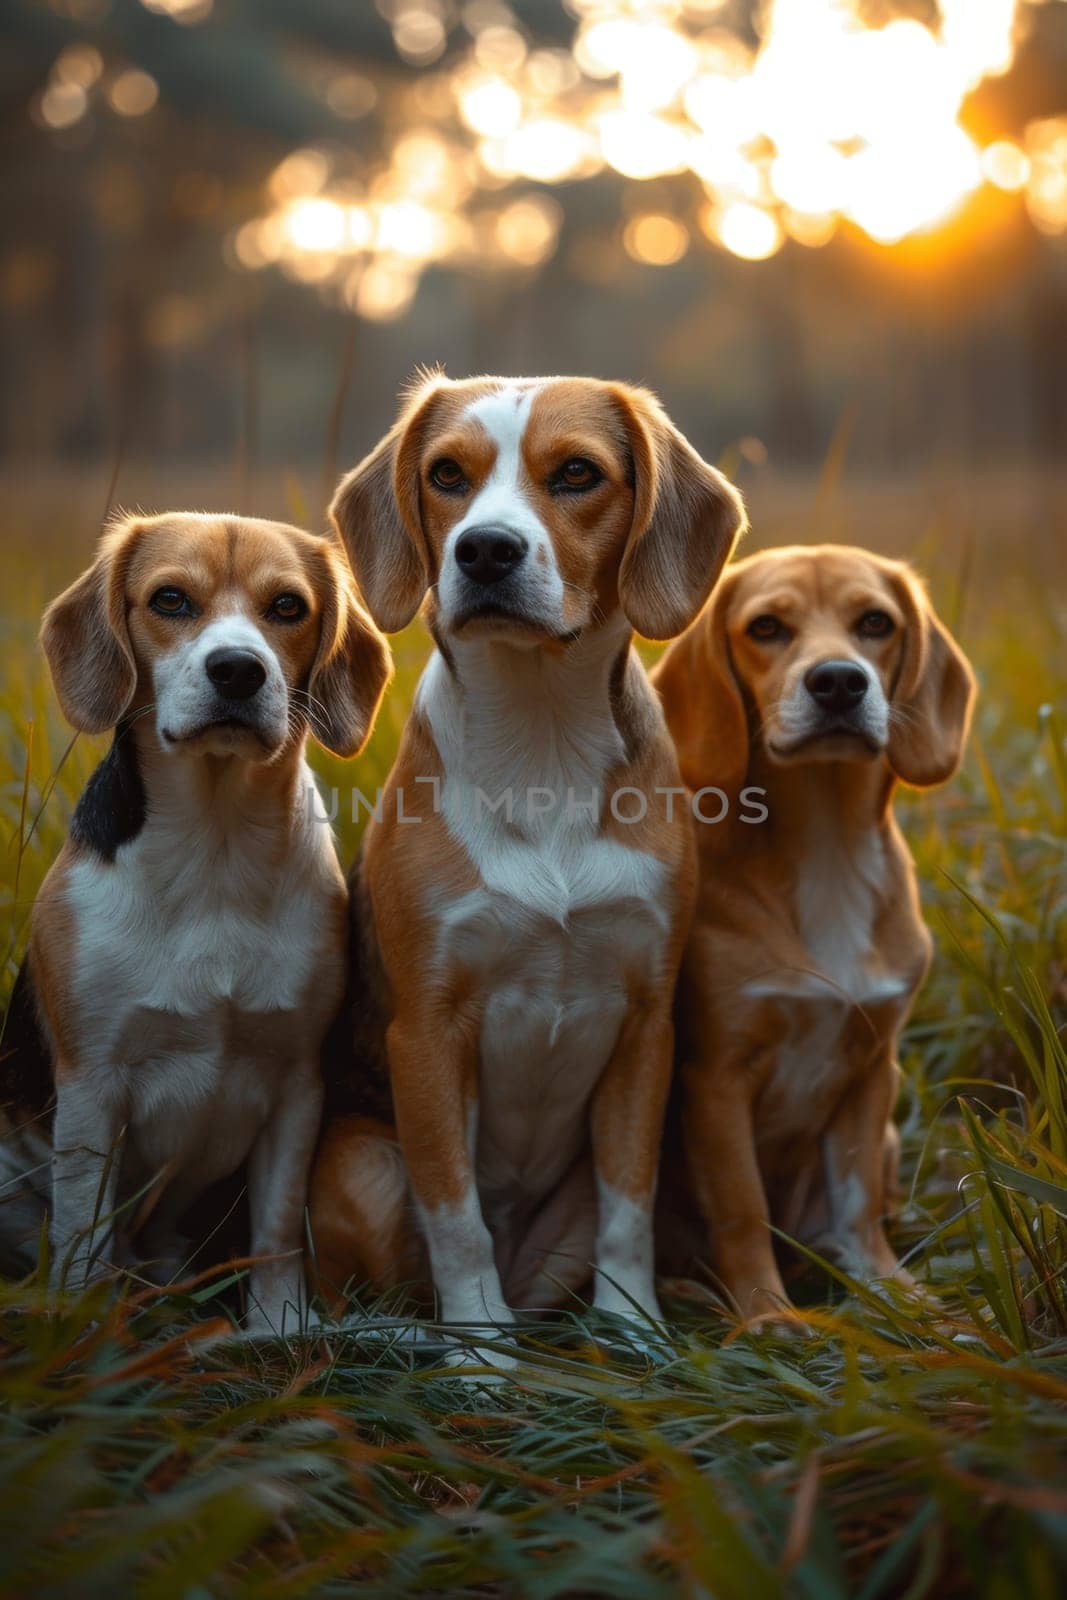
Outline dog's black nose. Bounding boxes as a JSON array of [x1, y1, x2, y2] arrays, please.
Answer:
[[205, 648, 266, 701], [455, 527, 527, 586], [805, 659, 869, 713]]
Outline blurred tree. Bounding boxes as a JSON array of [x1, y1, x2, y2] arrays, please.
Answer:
[[1, 0, 1065, 479]]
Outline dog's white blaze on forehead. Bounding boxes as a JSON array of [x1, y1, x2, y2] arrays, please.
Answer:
[[458, 384, 538, 532], [465, 383, 536, 463], [435, 381, 565, 630]]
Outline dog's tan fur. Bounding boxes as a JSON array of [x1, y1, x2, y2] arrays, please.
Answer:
[[310, 375, 744, 1351], [653, 545, 975, 1317], [9, 513, 389, 1330]]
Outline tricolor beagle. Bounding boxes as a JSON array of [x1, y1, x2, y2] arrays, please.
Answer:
[[652, 545, 975, 1318], [0, 513, 388, 1331], [310, 374, 745, 1360]]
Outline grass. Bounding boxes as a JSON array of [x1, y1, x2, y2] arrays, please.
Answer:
[[0, 476, 1065, 1598]]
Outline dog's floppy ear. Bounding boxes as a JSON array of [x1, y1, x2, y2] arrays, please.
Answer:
[[329, 376, 447, 634], [886, 564, 976, 788], [307, 540, 392, 758], [611, 384, 746, 641], [40, 518, 141, 733], [651, 569, 749, 793]]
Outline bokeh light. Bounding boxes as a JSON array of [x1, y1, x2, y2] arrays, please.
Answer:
[[211, 0, 1067, 316], [140, 0, 213, 20], [624, 212, 690, 265], [494, 195, 563, 266], [1025, 116, 1067, 234], [982, 139, 1031, 192], [52, 45, 103, 89], [36, 81, 88, 131], [107, 69, 160, 118], [711, 203, 784, 261]]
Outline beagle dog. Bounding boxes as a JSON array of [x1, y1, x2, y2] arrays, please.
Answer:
[[309, 374, 745, 1359], [0, 513, 389, 1330], [652, 545, 975, 1318]]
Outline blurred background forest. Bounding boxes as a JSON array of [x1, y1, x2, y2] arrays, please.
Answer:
[[3, 0, 1067, 552]]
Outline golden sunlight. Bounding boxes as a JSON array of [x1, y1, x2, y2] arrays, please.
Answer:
[[232, 1, 1059, 313]]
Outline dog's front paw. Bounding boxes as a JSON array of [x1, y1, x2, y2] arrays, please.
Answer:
[[721, 1281, 813, 1340], [734, 1307, 814, 1343], [425, 1321, 520, 1379], [49, 1250, 114, 1298], [242, 1302, 320, 1340], [592, 1279, 665, 1337], [440, 1344, 519, 1384], [589, 1306, 674, 1365]]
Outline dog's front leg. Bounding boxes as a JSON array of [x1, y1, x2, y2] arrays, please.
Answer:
[[681, 1062, 790, 1320], [388, 1016, 514, 1366], [50, 1072, 124, 1293], [245, 1060, 323, 1335], [820, 1051, 910, 1285], [589, 1001, 673, 1326]]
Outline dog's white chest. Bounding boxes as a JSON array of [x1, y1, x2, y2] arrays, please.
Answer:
[[757, 1000, 854, 1145], [419, 637, 672, 1200], [64, 816, 332, 1178], [752, 828, 912, 1142], [434, 825, 669, 1200], [68, 846, 321, 1021]]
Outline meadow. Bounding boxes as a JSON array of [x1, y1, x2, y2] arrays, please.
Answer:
[[0, 461, 1064, 1598]]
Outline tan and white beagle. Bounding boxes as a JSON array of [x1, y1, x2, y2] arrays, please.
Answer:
[[310, 374, 745, 1360], [0, 513, 389, 1330], [652, 545, 976, 1318]]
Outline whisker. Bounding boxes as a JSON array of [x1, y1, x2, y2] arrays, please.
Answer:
[[124, 703, 157, 725], [755, 697, 789, 742], [888, 703, 923, 731], [292, 687, 331, 716], [292, 688, 335, 732], [289, 692, 332, 742], [559, 579, 603, 630]]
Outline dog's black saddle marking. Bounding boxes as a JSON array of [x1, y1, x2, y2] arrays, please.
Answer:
[[70, 725, 147, 861], [0, 957, 55, 1124], [320, 851, 394, 1126]]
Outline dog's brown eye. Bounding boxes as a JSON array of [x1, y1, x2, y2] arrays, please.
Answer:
[[555, 458, 601, 491], [269, 593, 308, 622], [747, 614, 785, 641], [150, 587, 192, 617], [858, 609, 894, 638], [430, 458, 466, 492]]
